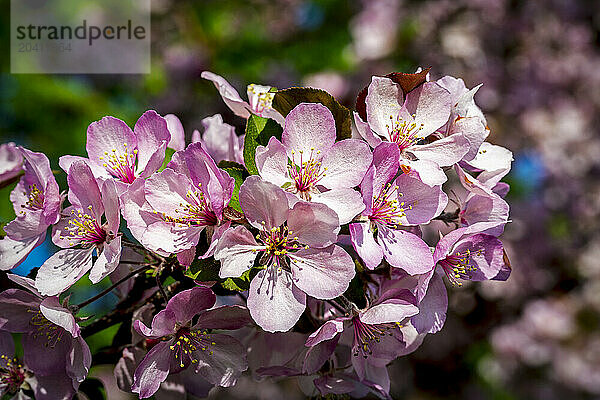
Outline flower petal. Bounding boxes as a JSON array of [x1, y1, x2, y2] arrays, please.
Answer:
[[289, 245, 355, 300], [201, 71, 251, 118], [89, 236, 122, 284], [214, 225, 262, 278], [0, 233, 45, 271], [305, 319, 345, 347], [378, 227, 434, 275], [66, 161, 104, 221], [195, 305, 251, 330], [192, 333, 247, 387], [411, 270, 447, 334], [255, 137, 291, 187], [40, 296, 79, 337], [318, 139, 372, 189], [239, 176, 289, 230], [409, 133, 470, 167], [132, 340, 172, 399], [134, 309, 177, 339], [311, 188, 365, 225], [360, 301, 419, 325], [164, 114, 186, 151], [134, 110, 171, 174], [365, 76, 403, 139], [35, 248, 94, 296], [395, 173, 447, 225], [287, 201, 340, 247], [247, 269, 306, 332], [404, 82, 452, 137], [282, 103, 336, 157], [349, 222, 383, 270], [354, 111, 382, 148], [166, 286, 216, 325], [86, 116, 137, 172]]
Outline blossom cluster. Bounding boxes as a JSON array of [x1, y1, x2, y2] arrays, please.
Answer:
[[0, 69, 512, 399]]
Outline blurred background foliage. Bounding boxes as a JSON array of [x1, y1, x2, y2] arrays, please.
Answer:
[[1, 0, 600, 399]]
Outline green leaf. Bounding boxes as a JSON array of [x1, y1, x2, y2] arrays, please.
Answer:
[[221, 269, 252, 292], [343, 273, 367, 310], [158, 147, 176, 172], [243, 114, 283, 175], [186, 257, 221, 281], [218, 160, 248, 212], [272, 87, 352, 140]]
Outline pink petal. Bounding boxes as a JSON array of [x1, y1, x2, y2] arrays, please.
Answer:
[[39, 296, 80, 337], [201, 71, 251, 118], [67, 161, 104, 221], [311, 188, 365, 225], [318, 139, 372, 189], [411, 270, 447, 334], [409, 133, 470, 167], [134, 111, 170, 176], [449, 116, 489, 161], [354, 111, 382, 148], [395, 173, 447, 225], [239, 176, 289, 230], [360, 301, 419, 325], [214, 225, 262, 278], [378, 227, 434, 275], [255, 137, 291, 187], [287, 201, 340, 247], [0, 234, 45, 271], [289, 245, 355, 300], [35, 248, 94, 296], [349, 222, 383, 270], [247, 269, 306, 332], [132, 340, 172, 398], [195, 305, 251, 330], [305, 319, 345, 347], [166, 286, 216, 324], [282, 103, 336, 158], [164, 114, 186, 151], [89, 235, 122, 284], [200, 114, 239, 163], [404, 82, 452, 137], [86, 116, 137, 172], [365, 76, 403, 139], [134, 309, 177, 339]]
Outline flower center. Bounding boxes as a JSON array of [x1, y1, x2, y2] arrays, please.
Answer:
[[248, 84, 274, 114], [169, 328, 216, 369], [386, 114, 424, 151], [438, 248, 482, 286], [27, 309, 65, 348], [254, 226, 306, 270], [62, 207, 107, 246], [155, 186, 218, 227], [99, 142, 138, 184], [20, 184, 44, 214], [351, 316, 402, 358], [287, 148, 327, 200], [370, 182, 410, 228], [0, 355, 26, 394]]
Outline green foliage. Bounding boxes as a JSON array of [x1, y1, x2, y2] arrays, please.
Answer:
[[243, 114, 283, 175], [272, 87, 352, 140], [158, 147, 176, 172], [221, 269, 252, 292], [186, 257, 221, 282], [218, 160, 248, 212]]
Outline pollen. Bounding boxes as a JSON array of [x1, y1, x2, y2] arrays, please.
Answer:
[[100, 142, 137, 184], [385, 114, 424, 151]]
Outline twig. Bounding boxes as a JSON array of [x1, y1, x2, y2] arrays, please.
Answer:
[[74, 265, 152, 310]]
